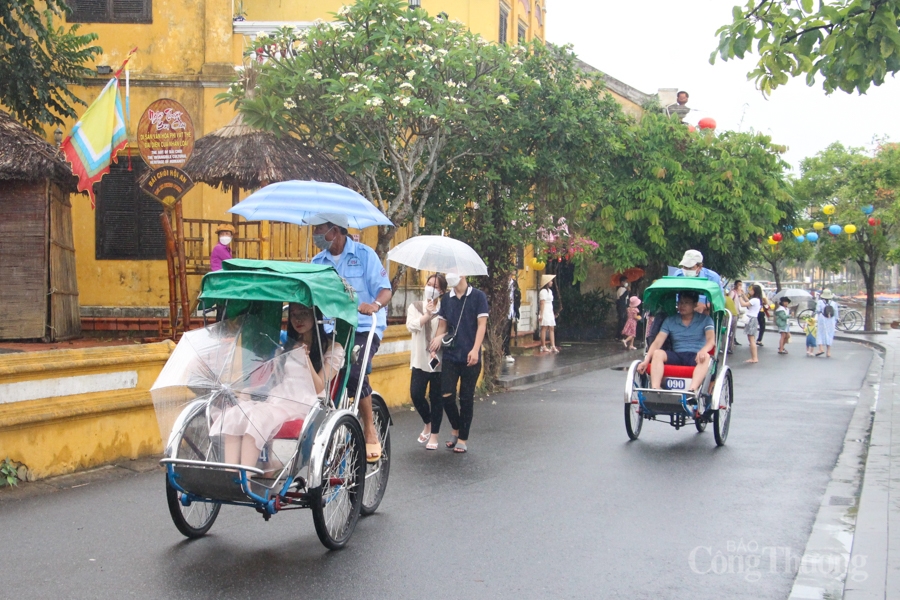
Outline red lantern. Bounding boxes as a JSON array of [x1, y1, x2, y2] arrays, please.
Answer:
[[698, 117, 717, 130], [772, 232, 783, 242], [687, 125, 696, 133], [868, 217, 881, 226]]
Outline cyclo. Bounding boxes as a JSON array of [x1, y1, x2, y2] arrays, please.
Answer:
[[151, 259, 391, 549], [623, 277, 734, 446]]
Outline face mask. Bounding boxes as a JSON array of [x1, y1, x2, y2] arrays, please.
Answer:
[[445, 273, 461, 288], [681, 268, 698, 278], [424, 286, 438, 301], [312, 228, 334, 251], [219, 235, 232, 245]]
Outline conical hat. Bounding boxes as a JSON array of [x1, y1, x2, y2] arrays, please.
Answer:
[[540, 274, 556, 288]]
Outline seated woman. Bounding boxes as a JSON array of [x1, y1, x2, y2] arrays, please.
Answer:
[[636, 290, 715, 395], [213, 303, 344, 470]]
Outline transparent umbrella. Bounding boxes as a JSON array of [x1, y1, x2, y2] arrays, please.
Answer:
[[150, 316, 323, 469], [387, 235, 488, 276], [771, 288, 813, 306]]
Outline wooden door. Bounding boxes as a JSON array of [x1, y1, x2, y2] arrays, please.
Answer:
[[48, 183, 81, 341]]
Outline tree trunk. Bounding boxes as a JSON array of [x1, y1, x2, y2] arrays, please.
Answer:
[[858, 255, 878, 331]]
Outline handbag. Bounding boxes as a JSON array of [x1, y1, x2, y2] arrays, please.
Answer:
[[442, 294, 468, 348]]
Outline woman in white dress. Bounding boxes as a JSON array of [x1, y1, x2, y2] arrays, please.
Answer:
[[539, 274, 558, 353], [815, 289, 839, 357], [214, 303, 344, 470]]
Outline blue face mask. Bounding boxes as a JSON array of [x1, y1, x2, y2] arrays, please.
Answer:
[[313, 227, 335, 251]]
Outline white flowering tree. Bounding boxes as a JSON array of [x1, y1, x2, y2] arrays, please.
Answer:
[[222, 0, 519, 256]]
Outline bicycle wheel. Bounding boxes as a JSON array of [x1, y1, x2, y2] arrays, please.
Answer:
[[839, 310, 863, 332], [713, 371, 733, 446], [311, 414, 366, 550], [795, 309, 815, 327], [165, 409, 221, 538], [624, 364, 644, 440], [361, 395, 391, 516]]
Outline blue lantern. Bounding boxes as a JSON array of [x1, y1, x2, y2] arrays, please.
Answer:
[[828, 224, 842, 235], [806, 232, 819, 242], [795, 235, 805, 243], [863, 205, 875, 215]]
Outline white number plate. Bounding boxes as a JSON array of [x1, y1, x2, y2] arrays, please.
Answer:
[[663, 378, 689, 390]]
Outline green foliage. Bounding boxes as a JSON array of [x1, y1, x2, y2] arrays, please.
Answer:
[[585, 113, 793, 279], [0, 0, 101, 131], [557, 285, 614, 335], [1, 457, 18, 488], [794, 142, 900, 329], [222, 0, 518, 255], [713, 0, 900, 94]]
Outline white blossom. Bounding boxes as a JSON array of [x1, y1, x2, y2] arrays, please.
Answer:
[[344, 71, 359, 78], [365, 97, 384, 107], [428, 114, 438, 121], [256, 31, 267, 38], [534, 79, 541, 86], [283, 98, 297, 109], [337, 5, 351, 16], [497, 94, 510, 105], [400, 97, 411, 106], [399, 82, 414, 90], [406, 70, 416, 79]]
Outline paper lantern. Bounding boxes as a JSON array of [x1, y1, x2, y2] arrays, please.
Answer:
[[530, 257, 546, 270], [863, 205, 875, 215], [687, 125, 696, 133], [823, 204, 835, 215], [767, 236, 778, 245], [795, 236, 805, 243], [772, 232, 783, 242], [844, 224, 857, 234], [813, 221, 825, 230], [792, 227, 805, 237], [698, 117, 717, 130], [828, 224, 842, 235], [868, 217, 881, 226], [806, 232, 819, 242]]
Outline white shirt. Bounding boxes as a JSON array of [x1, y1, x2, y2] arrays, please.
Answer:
[[745, 297, 761, 319], [406, 301, 441, 372]]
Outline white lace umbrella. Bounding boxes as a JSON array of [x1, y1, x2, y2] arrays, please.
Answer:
[[387, 235, 488, 276]]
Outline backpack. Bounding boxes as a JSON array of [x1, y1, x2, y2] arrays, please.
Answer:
[[823, 301, 835, 318]]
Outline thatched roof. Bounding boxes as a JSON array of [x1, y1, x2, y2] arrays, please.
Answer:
[[183, 112, 357, 192], [0, 110, 78, 193]]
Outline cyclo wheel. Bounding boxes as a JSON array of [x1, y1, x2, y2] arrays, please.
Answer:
[[713, 370, 734, 446], [165, 409, 221, 538], [695, 416, 707, 433], [361, 395, 391, 516], [311, 414, 366, 550], [624, 362, 644, 441]]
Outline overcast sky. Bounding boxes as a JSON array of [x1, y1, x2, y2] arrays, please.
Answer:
[[545, 0, 900, 173]]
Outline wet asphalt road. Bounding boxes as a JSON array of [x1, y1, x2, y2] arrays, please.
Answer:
[[0, 341, 875, 599]]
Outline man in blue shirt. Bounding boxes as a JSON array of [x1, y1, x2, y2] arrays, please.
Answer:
[[637, 290, 715, 394], [674, 249, 723, 314], [309, 213, 392, 462]]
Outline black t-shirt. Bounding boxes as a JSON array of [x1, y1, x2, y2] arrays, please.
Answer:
[[438, 286, 490, 364]]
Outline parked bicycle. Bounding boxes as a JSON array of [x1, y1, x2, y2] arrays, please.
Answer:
[[795, 305, 863, 332]]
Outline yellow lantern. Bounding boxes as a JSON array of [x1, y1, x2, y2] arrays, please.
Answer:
[[792, 227, 805, 237], [767, 236, 779, 245], [844, 224, 857, 234], [530, 257, 546, 270], [813, 221, 825, 230], [823, 204, 835, 215]]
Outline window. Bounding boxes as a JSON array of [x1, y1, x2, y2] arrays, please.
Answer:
[[499, 4, 509, 45], [535, 2, 543, 26], [95, 158, 167, 260], [67, 0, 152, 24], [518, 22, 527, 44]]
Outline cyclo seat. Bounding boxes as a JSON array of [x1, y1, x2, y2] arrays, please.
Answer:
[[661, 347, 716, 379]]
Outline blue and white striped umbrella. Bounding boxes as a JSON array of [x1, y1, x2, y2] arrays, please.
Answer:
[[228, 180, 393, 229]]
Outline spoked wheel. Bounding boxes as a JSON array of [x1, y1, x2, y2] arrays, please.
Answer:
[[796, 309, 815, 327], [624, 363, 645, 441], [165, 409, 221, 538], [838, 309, 863, 332], [311, 414, 366, 550], [361, 395, 391, 516], [713, 371, 734, 446], [695, 416, 707, 433]]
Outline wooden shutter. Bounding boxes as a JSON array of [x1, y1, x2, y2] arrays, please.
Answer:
[[68, 0, 109, 22], [111, 0, 151, 23], [96, 159, 166, 260]]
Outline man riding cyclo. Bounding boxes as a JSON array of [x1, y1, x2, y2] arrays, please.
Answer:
[[636, 290, 716, 396]]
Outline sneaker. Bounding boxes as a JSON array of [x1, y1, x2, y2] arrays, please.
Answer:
[[504, 355, 515, 363]]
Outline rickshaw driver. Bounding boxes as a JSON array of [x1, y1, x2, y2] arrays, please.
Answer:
[[675, 250, 723, 314], [636, 290, 716, 394], [309, 214, 392, 463]]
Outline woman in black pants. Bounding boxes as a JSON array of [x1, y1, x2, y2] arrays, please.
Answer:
[[428, 273, 489, 454], [406, 274, 448, 449], [757, 300, 769, 346]]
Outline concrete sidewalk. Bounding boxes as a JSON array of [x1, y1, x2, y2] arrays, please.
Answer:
[[497, 339, 633, 389]]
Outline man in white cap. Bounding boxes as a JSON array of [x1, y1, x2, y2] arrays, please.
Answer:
[[675, 249, 723, 313], [308, 213, 392, 463]]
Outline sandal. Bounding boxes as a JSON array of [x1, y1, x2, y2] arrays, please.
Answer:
[[445, 435, 458, 449], [452, 443, 467, 454], [551, 346, 560, 353], [417, 431, 430, 444], [426, 440, 438, 451], [365, 442, 382, 464]]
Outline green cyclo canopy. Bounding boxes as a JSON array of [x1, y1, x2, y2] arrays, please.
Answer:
[[641, 276, 726, 315], [199, 259, 359, 343]]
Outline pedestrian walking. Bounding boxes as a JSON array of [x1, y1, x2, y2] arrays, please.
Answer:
[[406, 274, 448, 450], [210, 224, 234, 321], [428, 273, 489, 454], [803, 316, 818, 356], [775, 296, 791, 354], [621, 296, 642, 350], [539, 274, 559, 353], [738, 284, 763, 363], [729, 280, 744, 346], [615, 276, 629, 339], [815, 288, 839, 357], [756, 296, 770, 347], [502, 273, 520, 363]]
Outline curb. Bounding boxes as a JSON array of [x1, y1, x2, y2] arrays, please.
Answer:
[[497, 351, 630, 390]]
